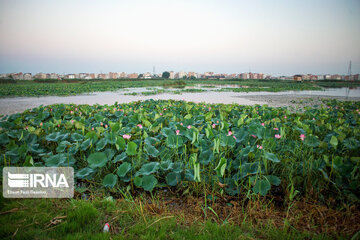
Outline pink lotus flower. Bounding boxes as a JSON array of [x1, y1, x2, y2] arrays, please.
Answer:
[[105, 124, 108, 128], [40, 122, 43, 126], [180, 123, 183, 126], [251, 134, 257, 138], [300, 134, 306, 141], [208, 107, 211, 111], [50, 108, 53, 111], [212, 124, 216, 128], [176, 130, 180, 135], [123, 134, 131, 140], [261, 123, 265, 126], [160, 113, 163, 116], [137, 124, 143, 129], [275, 134, 281, 139], [227, 131, 232, 136], [233, 136, 237, 140], [274, 128, 279, 130], [70, 111, 73, 114], [75, 108, 78, 111], [284, 116, 287, 119], [216, 120, 219, 124], [164, 108, 167, 111], [71, 120, 74, 124], [257, 145, 263, 149], [100, 122, 103, 126], [58, 124, 60, 127], [92, 127, 94, 131], [104, 108, 107, 111], [113, 108, 116, 111], [187, 125, 191, 129]]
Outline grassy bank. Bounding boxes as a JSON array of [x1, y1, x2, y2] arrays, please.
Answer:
[[1, 79, 357, 97], [0, 195, 356, 239]]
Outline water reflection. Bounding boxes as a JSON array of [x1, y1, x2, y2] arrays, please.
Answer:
[[0, 87, 359, 116]]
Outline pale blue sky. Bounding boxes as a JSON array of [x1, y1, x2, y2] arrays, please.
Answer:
[[0, 0, 359, 75]]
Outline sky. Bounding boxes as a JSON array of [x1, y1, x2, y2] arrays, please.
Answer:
[[0, 0, 359, 76]]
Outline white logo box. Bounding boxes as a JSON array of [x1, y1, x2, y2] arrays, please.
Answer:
[[3, 167, 74, 198]]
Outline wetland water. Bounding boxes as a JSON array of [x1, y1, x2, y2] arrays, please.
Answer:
[[0, 87, 359, 116]]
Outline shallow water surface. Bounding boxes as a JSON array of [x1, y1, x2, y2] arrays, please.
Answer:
[[0, 87, 359, 116]]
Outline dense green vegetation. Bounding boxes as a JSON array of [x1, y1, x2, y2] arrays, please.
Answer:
[[0, 100, 359, 201], [1, 99, 359, 238], [1, 79, 357, 97]]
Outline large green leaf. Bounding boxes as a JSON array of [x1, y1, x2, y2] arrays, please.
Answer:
[[160, 160, 173, 171], [126, 141, 138, 156], [71, 133, 84, 142], [199, 149, 214, 165], [56, 141, 71, 153], [265, 175, 281, 186], [166, 172, 181, 186], [44, 153, 75, 167], [141, 175, 158, 191], [144, 144, 159, 157], [166, 135, 183, 148], [116, 137, 126, 151], [117, 162, 132, 177], [304, 135, 320, 147], [343, 138, 360, 150], [0, 133, 9, 145], [264, 152, 280, 163], [80, 138, 91, 151], [76, 167, 94, 179], [96, 138, 107, 151], [102, 173, 117, 188], [113, 152, 127, 163], [138, 162, 160, 175], [330, 135, 338, 149], [87, 152, 108, 168], [253, 178, 271, 196]]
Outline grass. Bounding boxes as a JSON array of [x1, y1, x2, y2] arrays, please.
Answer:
[[0, 193, 352, 240]]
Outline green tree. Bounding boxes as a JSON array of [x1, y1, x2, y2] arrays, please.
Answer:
[[162, 71, 170, 79]]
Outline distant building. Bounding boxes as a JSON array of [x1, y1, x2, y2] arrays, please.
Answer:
[[49, 73, 59, 79], [66, 74, 75, 79], [119, 72, 127, 78], [127, 73, 138, 79], [240, 73, 249, 79], [178, 71, 187, 79], [188, 72, 196, 78], [109, 72, 119, 79], [169, 71, 175, 79], [293, 75, 302, 81], [23, 73, 33, 80], [98, 74, 109, 79], [11, 72, 23, 80], [331, 74, 341, 80], [34, 73, 47, 79], [79, 73, 88, 79], [143, 72, 152, 79]]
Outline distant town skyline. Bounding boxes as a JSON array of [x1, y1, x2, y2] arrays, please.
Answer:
[[0, 0, 359, 75]]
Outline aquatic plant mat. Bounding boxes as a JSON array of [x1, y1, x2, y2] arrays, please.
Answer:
[[1, 99, 359, 239]]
